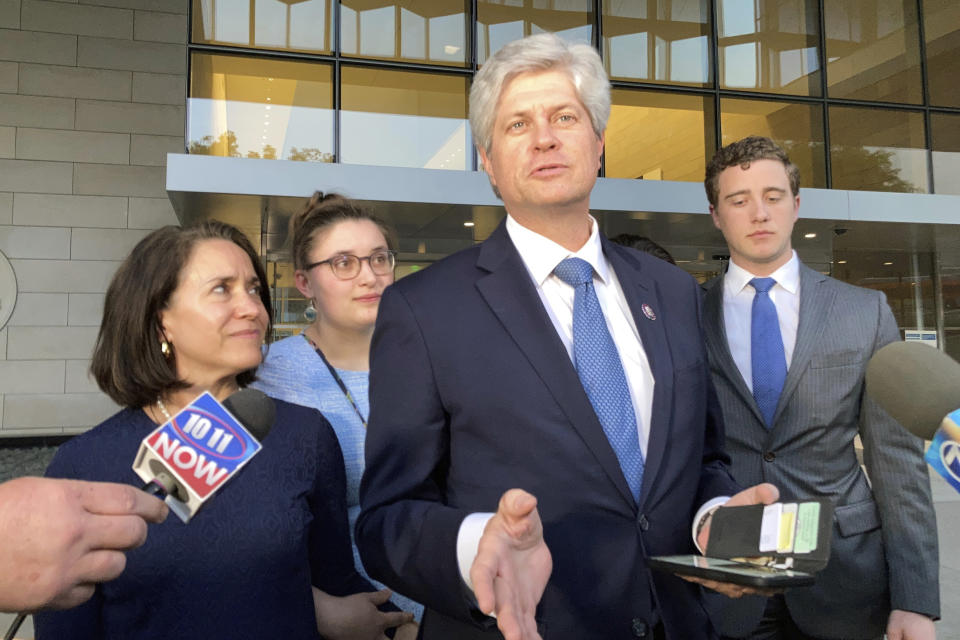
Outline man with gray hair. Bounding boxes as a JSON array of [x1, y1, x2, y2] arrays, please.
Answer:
[[358, 33, 770, 640]]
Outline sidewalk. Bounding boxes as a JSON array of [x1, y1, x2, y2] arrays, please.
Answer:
[[2, 470, 958, 638]]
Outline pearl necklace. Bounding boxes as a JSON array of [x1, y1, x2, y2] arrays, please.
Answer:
[[156, 397, 174, 423]]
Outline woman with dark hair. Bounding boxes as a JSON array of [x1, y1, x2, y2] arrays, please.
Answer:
[[254, 193, 422, 625], [34, 221, 413, 640]]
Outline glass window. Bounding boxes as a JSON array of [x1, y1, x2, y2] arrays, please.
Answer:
[[340, 0, 469, 66], [938, 241, 960, 360], [192, 0, 332, 54], [824, 0, 923, 104], [340, 66, 470, 170], [265, 199, 491, 336], [188, 53, 334, 162], [720, 98, 826, 188], [603, 0, 712, 87], [716, 0, 820, 95], [932, 113, 960, 196], [828, 106, 927, 193], [923, 0, 960, 108], [606, 89, 715, 183], [833, 246, 936, 332], [477, 0, 594, 65]]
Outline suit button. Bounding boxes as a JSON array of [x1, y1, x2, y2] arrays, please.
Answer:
[[763, 451, 776, 462], [637, 514, 650, 531], [631, 618, 649, 637]]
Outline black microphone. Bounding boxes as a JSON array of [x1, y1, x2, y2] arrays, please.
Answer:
[[864, 341, 960, 441], [135, 389, 276, 521], [223, 388, 276, 440]]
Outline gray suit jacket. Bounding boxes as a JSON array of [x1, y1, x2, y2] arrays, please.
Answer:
[[702, 262, 939, 639]]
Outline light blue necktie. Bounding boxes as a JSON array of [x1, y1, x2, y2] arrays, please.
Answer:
[[554, 257, 644, 502], [750, 277, 787, 428]]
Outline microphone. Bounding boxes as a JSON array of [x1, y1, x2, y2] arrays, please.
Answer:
[[864, 341, 960, 441], [133, 389, 275, 522], [865, 341, 960, 493]]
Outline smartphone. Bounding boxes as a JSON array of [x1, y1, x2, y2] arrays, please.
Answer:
[[648, 555, 816, 588]]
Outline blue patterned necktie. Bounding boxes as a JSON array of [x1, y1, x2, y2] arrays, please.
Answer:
[[554, 257, 644, 502], [750, 277, 787, 428]]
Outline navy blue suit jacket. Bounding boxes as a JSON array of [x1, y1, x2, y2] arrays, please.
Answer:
[[357, 220, 739, 639]]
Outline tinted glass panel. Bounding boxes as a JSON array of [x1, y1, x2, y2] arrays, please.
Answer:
[[829, 106, 927, 192], [824, 0, 923, 104], [720, 98, 826, 188], [189, 53, 334, 162], [834, 246, 936, 332], [341, 66, 470, 170], [341, 0, 469, 66], [923, 0, 960, 107], [477, 0, 593, 65], [932, 113, 960, 195], [192, 0, 332, 53], [603, 0, 712, 87], [606, 89, 715, 182], [717, 0, 820, 95]]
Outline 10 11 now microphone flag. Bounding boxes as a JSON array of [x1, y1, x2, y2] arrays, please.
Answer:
[[926, 410, 960, 494], [132, 391, 263, 522]]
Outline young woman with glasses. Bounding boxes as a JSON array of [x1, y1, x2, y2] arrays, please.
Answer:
[[254, 192, 421, 637]]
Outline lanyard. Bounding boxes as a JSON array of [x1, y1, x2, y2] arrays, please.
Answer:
[[303, 334, 368, 429]]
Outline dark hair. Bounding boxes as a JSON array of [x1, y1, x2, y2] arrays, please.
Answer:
[[290, 192, 394, 271], [91, 220, 274, 408], [609, 234, 676, 265], [704, 135, 800, 207]]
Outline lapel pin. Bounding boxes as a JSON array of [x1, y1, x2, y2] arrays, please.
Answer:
[[642, 303, 656, 321]]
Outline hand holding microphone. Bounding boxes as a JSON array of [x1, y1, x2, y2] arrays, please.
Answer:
[[0, 477, 167, 613], [1, 389, 272, 616]]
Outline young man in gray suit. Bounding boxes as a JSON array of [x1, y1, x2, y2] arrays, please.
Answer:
[[702, 136, 939, 640]]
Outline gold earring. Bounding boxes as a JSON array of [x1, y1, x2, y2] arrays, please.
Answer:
[[161, 341, 172, 358]]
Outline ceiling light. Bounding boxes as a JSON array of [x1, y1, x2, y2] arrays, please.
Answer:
[[883, 261, 893, 266], [837, 260, 847, 264], [464, 221, 475, 227], [804, 232, 816, 239]]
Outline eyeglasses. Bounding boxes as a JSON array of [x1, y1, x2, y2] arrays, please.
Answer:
[[305, 249, 397, 280]]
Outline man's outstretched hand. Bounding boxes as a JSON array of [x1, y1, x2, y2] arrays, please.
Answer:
[[470, 489, 552, 640]]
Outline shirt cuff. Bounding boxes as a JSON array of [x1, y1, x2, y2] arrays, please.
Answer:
[[457, 512, 495, 592], [692, 496, 730, 553]]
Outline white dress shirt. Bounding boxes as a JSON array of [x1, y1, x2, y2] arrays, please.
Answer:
[[685, 254, 803, 550], [505, 214, 656, 448], [722, 251, 801, 391], [457, 214, 658, 592]]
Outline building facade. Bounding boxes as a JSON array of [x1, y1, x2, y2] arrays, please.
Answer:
[[1, 0, 959, 436]]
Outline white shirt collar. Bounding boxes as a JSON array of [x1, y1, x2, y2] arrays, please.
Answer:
[[505, 214, 610, 286], [725, 251, 800, 296]]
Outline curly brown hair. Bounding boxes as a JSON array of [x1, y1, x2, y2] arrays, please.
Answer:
[[705, 136, 800, 207]]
